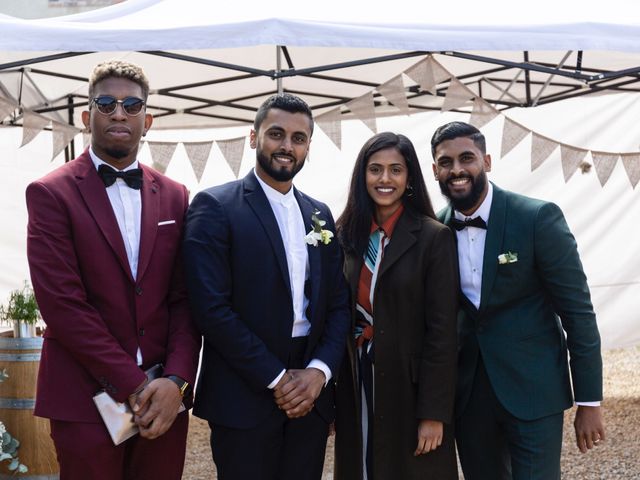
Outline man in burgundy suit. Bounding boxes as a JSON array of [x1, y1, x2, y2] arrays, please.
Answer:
[[26, 60, 200, 479]]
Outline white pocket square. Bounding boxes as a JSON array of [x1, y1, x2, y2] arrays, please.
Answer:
[[158, 220, 176, 226]]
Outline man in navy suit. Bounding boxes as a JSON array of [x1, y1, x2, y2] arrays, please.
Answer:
[[432, 121, 605, 480], [183, 93, 350, 480]]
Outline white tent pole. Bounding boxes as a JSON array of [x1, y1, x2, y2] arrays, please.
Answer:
[[483, 75, 522, 104], [532, 51, 573, 107]]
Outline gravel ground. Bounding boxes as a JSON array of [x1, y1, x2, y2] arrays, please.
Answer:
[[182, 346, 640, 479]]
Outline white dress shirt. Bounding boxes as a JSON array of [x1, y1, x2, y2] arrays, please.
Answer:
[[455, 182, 493, 309], [90, 147, 143, 365], [453, 182, 598, 406], [254, 172, 331, 387], [89, 147, 141, 280]]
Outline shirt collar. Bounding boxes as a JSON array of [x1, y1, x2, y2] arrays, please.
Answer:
[[89, 146, 139, 172], [370, 204, 404, 237], [454, 181, 493, 223], [254, 169, 296, 207]]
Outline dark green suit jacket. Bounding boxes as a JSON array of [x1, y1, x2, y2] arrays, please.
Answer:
[[438, 184, 602, 421]]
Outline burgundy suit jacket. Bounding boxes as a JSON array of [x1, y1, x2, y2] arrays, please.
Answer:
[[26, 149, 201, 423]]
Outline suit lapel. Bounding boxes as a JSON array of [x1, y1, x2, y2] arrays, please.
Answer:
[[480, 184, 507, 311], [294, 189, 322, 318], [378, 209, 418, 280], [74, 151, 134, 283], [439, 204, 455, 227], [136, 167, 160, 282], [243, 171, 292, 296]]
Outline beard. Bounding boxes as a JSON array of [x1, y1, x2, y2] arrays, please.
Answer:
[[104, 146, 130, 160], [256, 148, 305, 182], [439, 170, 488, 212]]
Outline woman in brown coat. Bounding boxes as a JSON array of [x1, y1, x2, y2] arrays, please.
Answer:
[[334, 132, 458, 480]]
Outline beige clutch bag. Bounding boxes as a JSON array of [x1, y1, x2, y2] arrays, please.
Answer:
[[93, 364, 185, 445]]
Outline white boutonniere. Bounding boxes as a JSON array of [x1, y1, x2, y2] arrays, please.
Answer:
[[304, 209, 334, 247], [498, 251, 518, 264]]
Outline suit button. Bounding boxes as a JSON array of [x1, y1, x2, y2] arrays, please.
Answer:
[[135, 286, 142, 295], [379, 329, 385, 335], [478, 326, 485, 333], [379, 371, 385, 377], [139, 328, 145, 336]]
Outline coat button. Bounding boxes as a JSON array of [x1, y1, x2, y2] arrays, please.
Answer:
[[135, 286, 142, 295], [139, 328, 145, 336]]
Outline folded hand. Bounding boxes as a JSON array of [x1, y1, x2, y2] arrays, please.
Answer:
[[131, 378, 183, 439], [274, 368, 325, 419]]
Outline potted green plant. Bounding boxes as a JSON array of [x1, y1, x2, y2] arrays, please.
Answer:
[[0, 282, 40, 338]]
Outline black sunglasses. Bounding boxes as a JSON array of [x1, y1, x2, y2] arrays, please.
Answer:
[[91, 95, 146, 116]]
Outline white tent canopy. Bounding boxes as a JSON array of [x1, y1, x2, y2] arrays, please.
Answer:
[[0, 0, 639, 348], [3, 0, 640, 51], [1, 0, 640, 130]]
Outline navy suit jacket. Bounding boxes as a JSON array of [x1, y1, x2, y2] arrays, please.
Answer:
[[183, 170, 350, 428], [438, 184, 602, 421]]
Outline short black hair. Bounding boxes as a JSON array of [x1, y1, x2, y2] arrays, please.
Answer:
[[254, 93, 314, 135], [430, 121, 486, 158]]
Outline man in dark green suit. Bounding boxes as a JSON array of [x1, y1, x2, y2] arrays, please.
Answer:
[[431, 121, 605, 479]]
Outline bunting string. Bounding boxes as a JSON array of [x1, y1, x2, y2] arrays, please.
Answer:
[[2, 54, 639, 188]]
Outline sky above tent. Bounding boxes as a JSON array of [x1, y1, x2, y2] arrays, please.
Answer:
[[45, 0, 640, 27]]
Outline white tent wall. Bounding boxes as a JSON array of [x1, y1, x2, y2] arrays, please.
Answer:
[[2, 90, 639, 349], [1, 0, 639, 346]]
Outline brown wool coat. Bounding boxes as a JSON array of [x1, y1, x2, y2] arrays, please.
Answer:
[[334, 208, 459, 480]]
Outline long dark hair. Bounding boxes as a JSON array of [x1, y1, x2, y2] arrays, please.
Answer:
[[337, 132, 435, 255]]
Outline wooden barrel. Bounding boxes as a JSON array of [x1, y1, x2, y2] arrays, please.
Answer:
[[0, 336, 59, 479]]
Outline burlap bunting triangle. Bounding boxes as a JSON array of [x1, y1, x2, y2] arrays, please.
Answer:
[[560, 145, 588, 182], [591, 152, 620, 186], [148, 141, 177, 174], [315, 108, 342, 150], [405, 56, 451, 95], [51, 121, 82, 161], [0, 96, 17, 122], [500, 118, 530, 159], [530, 133, 559, 171], [21, 110, 50, 147], [184, 141, 213, 182], [377, 75, 410, 115], [620, 153, 640, 188], [217, 137, 246, 178], [346, 92, 377, 134], [469, 98, 499, 129], [441, 78, 474, 113]]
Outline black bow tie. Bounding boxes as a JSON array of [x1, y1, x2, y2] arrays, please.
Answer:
[[450, 216, 487, 231], [98, 164, 143, 190]]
